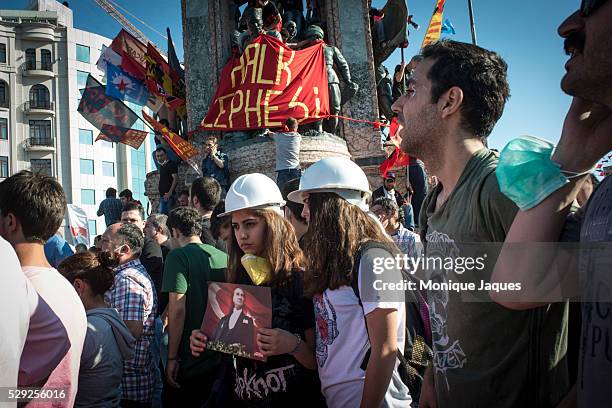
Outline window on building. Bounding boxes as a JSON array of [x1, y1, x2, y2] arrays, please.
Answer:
[[102, 161, 115, 177], [29, 84, 50, 109], [77, 70, 89, 90], [40, 49, 52, 71], [100, 140, 114, 149], [80, 159, 94, 175], [88, 219, 97, 235], [81, 188, 95, 205], [0, 156, 8, 178], [30, 159, 52, 176], [0, 81, 7, 108], [76, 44, 90, 63], [79, 128, 93, 145], [29, 120, 52, 146], [25, 48, 36, 70], [0, 44, 6, 64], [0, 118, 7, 140]]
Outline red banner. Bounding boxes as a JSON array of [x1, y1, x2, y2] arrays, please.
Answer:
[[142, 112, 198, 161], [110, 29, 148, 80], [145, 43, 185, 111], [200, 35, 329, 131]]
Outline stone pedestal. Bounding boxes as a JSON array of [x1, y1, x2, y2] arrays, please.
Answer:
[[143, 0, 390, 205]]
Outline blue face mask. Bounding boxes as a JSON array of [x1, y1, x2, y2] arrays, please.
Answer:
[[496, 136, 570, 211]]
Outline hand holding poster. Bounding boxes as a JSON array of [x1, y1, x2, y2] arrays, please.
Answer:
[[202, 282, 272, 361], [200, 34, 329, 131]]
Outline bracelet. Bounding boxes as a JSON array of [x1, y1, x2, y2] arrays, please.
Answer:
[[289, 333, 302, 355]]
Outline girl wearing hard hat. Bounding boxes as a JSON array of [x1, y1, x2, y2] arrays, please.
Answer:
[[189, 173, 324, 407], [288, 157, 412, 408]]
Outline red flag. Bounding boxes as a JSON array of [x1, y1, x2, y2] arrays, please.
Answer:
[[388, 117, 402, 148], [379, 147, 410, 178], [110, 29, 147, 80], [201, 35, 329, 131]]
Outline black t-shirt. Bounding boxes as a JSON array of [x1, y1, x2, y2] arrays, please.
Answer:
[[140, 237, 164, 315], [230, 271, 325, 407], [158, 161, 178, 195]]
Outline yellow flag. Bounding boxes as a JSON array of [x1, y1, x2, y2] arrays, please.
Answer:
[[421, 0, 447, 49]]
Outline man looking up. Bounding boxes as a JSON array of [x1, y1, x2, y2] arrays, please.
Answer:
[[391, 40, 569, 407]]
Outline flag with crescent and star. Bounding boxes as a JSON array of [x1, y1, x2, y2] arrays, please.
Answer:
[[106, 63, 149, 106]]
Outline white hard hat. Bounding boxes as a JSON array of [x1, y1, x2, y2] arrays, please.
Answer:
[[287, 156, 371, 208], [219, 173, 286, 217]]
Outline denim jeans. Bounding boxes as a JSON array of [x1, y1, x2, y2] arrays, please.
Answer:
[[276, 168, 302, 189], [151, 318, 164, 408], [159, 193, 175, 215], [402, 203, 415, 231]]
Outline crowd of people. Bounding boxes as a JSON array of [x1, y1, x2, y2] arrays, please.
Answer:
[[1, 1, 611, 408]]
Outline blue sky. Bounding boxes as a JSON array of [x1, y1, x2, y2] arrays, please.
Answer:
[[10, 0, 579, 149]]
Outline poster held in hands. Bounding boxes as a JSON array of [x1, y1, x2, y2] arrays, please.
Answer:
[[202, 282, 272, 361]]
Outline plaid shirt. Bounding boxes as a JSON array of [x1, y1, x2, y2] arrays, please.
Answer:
[[97, 197, 123, 227], [392, 224, 421, 258], [105, 259, 157, 402]]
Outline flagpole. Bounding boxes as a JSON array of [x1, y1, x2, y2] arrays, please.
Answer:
[[467, 0, 477, 45]]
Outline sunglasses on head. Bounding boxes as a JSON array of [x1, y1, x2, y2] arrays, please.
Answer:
[[385, 178, 396, 182], [581, 0, 608, 17]]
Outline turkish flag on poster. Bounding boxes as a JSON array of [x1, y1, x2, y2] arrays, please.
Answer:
[[67, 204, 90, 247], [200, 34, 329, 131]]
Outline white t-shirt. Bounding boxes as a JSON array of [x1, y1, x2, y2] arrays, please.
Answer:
[[22, 266, 87, 408], [314, 247, 411, 408], [0, 238, 34, 398]]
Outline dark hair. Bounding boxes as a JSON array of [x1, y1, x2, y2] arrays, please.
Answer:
[[75, 243, 88, 252], [58, 251, 118, 296], [159, 118, 170, 127], [190, 177, 221, 212], [178, 189, 190, 197], [371, 197, 405, 225], [147, 213, 169, 237], [285, 117, 298, 131], [122, 202, 145, 221], [155, 147, 167, 155], [119, 189, 133, 199], [117, 223, 144, 256], [281, 178, 306, 225], [167, 206, 203, 238], [106, 187, 117, 198], [211, 199, 230, 239], [0, 170, 66, 244], [421, 40, 510, 140], [302, 192, 397, 296]]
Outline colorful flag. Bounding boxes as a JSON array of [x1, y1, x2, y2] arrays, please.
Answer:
[[167, 27, 184, 80], [441, 18, 456, 35], [421, 0, 447, 49], [106, 63, 150, 106], [96, 124, 148, 149], [142, 111, 198, 160], [66, 204, 90, 246], [110, 29, 148, 80], [96, 45, 122, 74], [145, 43, 185, 111], [78, 74, 141, 140]]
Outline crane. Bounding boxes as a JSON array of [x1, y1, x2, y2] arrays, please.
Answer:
[[92, 0, 166, 55]]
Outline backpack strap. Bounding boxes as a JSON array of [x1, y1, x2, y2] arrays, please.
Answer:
[[350, 241, 407, 370]]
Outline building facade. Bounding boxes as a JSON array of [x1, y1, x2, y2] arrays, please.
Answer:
[[0, 0, 154, 243]]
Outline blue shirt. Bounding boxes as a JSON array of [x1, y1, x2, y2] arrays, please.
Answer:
[[202, 151, 229, 188], [97, 197, 123, 227], [44, 235, 74, 268]]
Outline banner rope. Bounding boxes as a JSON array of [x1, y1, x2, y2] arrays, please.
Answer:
[[188, 115, 390, 137]]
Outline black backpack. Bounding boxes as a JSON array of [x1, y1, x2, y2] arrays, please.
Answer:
[[350, 240, 434, 401]]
